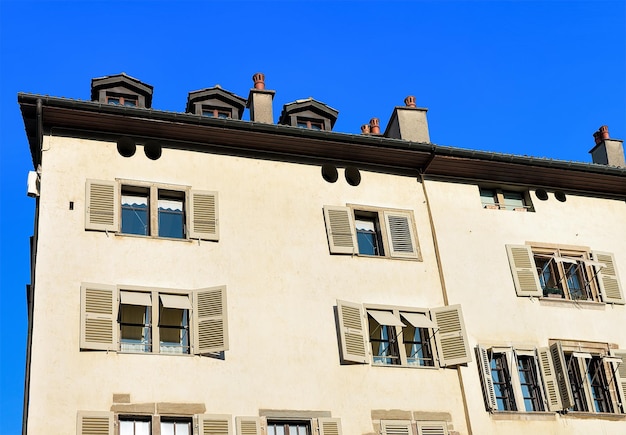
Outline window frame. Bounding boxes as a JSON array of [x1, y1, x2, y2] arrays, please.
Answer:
[[106, 92, 138, 107], [296, 116, 325, 130], [201, 105, 232, 119], [479, 187, 532, 212]]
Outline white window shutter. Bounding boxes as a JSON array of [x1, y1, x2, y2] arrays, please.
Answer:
[[549, 342, 573, 410], [430, 305, 471, 367], [611, 350, 626, 413], [77, 411, 113, 435], [80, 284, 117, 351], [189, 190, 219, 241], [536, 347, 562, 411], [317, 417, 342, 435], [197, 414, 232, 435], [505, 245, 542, 297], [416, 421, 448, 435], [383, 210, 419, 259], [323, 206, 357, 254], [235, 417, 262, 435], [85, 180, 118, 232], [592, 251, 625, 304], [336, 300, 368, 364], [476, 346, 497, 411], [193, 286, 228, 354], [381, 420, 414, 435]]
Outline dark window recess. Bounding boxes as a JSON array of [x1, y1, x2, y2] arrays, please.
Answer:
[[106, 93, 137, 107], [517, 355, 544, 411], [354, 212, 384, 256], [491, 353, 517, 411], [202, 106, 231, 119]]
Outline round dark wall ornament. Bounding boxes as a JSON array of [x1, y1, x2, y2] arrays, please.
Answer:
[[144, 141, 162, 160], [116, 136, 136, 157], [321, 164, 338, 183], [535, 189, 548, 201], [554, 191, 567, 202], [345, 166, 361, 186]]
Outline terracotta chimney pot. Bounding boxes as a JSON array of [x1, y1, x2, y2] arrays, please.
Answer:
[[361, 124, 371, 135], [369, 117, 380, 134], [252, 73, 265, 90], [404, 96, 416, 108], [599, 125, 610, 140], [593, 131, 602, 145]]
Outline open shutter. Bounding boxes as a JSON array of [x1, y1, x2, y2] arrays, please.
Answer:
[[592, 251, 625, 304], [235, 417, 262, 435], [416, 421, 448, 435], [336, 300, 368, 363], [550, 342, 573, 410], [77, 411, 113, 435], [505, 245, 542, 297], [85, 179, 118, 232], [317, 417, 342, 435], [381, 420, 413, 435], [80, 284, 117, 351], [193, 286, 228, 354], [476, 346, 497, 411], [610, 350, 626, 413], [383, 210, 419, 259], [430, 305, 471, 367], [198, 414, 232, 435], [189, 190, 219, 241], [537, 347, 562, 411], [323, 206, 357, 254]]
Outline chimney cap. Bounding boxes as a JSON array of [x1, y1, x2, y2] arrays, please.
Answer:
[[252, 72, 265, 90], [404, 96, 416, 108]]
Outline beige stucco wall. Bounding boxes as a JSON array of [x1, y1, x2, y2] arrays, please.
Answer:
[[27, 135, 469, 434]]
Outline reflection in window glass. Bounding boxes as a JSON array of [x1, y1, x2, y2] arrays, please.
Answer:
[[120, 419, 150, 435], [122, 191, 149, 236], [161, 421, 191, 435], [355, 215, 382, 256], [159, 304, 189, 354], [158, 191, 185, 239], [490, 353, 516, 411], [479, 188, 497, 207], [517, 355, 543, 411], [403, 326, 434, 367], [120, 304, 151, 353], [502, 191, 525, 210], [368, 316, 400, 365]]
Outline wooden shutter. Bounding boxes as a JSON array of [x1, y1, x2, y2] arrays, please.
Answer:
[[198, 414, 232, 435], [476, 346, 497, 411], [323, 206, 357, 254], [611, 350, 626, 413], [336, 300, 368, 363], [381, 420, 413, 435], [85, 180, 118, 232], [189, 190, 219, 241], [235, 417, 262, 435], [416, 421, 448, 435], [194, 286, 228, 354], [430, 305, 471, 367], [383, 210, 419, 259], [537, 347, 562, 411], [80, 284, 117, 351], [317, 417, 342, 435], [550, 342, 573, 410], [77, 411, 113, 435], [592, 251, 625, 304], [505, 245, 542, 297]]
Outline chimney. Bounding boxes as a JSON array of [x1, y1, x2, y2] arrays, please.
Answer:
[[247, 72, 275, 124], [361, 124, 371, 135], [589, 125, 625, 168], [383, 96, 430, 143], [369, 118, 381, 135]]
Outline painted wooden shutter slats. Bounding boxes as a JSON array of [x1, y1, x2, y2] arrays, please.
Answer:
[[536, 347, 562, 411], [336, 300, 368, 363], [80, 284, 117, 351], [381, 420, 413, 435], [383, 211, 418, 259], [85, 180, 118, 232], [77, 411, 113, 435], [506, 245, 542, 297], [198, 414, 232, 435], [416, 421, 448, 435], [550, 342, 573, 410], [317, 417, 342, 435], [476, 346, 497, 411], [592, 251, 625, 304], [611, 350, 626, 413], [323, 206, 357, 254], [235, 417, 262, 435], [430, 305, 471, 367], [194, 286, 228, 354], [189, 190, 219, 241]]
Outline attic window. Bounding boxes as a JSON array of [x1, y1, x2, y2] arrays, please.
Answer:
[[106, 93, 137, 107], [296, 117, 324, 130], [202, 106, 231, 119]]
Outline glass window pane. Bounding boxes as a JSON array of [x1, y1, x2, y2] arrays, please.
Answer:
[[479, 188, 496, 206], [158, 194, 184, 239], [119, 421, 134, 435], [136, 421, 150, 435], [123, 99, 137, 107], [122, 193, 149, 236], [503, 191, 525, 210], [161, 422, 175, 435], [120, 304, 151, 352]]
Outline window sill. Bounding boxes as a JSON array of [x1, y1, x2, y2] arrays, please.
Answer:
[[538, 297, 605, 309], [490, 411, 556, 421], [115, 233, 194, 243], [351, 253, 422, 262], [563, 411, 626, 421], [371, 362, 438, 370]]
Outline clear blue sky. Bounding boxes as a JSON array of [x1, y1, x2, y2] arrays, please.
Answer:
[[1, 1, 624, 433]]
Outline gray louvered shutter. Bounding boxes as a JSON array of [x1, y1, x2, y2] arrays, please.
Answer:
[[550, 342, 573, 410], [416, 421, 448, 435], [235, 417, 261, 435], [189, 190, 219, 241], [611, 350, 626, 413], [381, 420, 413, 435], [80, 284, 117, 351], [537, 347, 562, 411], [592, 251, 625, 304], [430, 305, 471, 367], [336, 300, 368, 363], [77, 411, 113, 435], [85, 180, 118, 232], [476, 346, 497, 411], [506, 245, 542, 297], [198, 414, 232, 435], [384, 210, 419, 259], [194, 286, 228, 354], [323, 206, 357, 254], [317, 417, 342, 435]]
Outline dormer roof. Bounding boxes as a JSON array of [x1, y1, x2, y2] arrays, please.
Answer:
[[90, 73, 153, 108], [279, 98, 339, 130], [186, 86, 247, 120]]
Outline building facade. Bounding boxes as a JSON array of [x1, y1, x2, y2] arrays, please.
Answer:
[[19, 73, 626, 435]]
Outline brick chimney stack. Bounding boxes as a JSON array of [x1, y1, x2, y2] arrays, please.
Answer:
[[247, 72, 275, 124], [589, 125, 625, 168]]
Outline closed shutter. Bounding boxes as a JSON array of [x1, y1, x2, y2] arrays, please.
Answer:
[[317, 417, 342, 435], [77, 411, 113, 435], [235, 417, 262, 435], [336, 300, 368, 363], [323, 206, 357, 254], [550, 342, 573, 410], [80, 284, 117, 351], [85, 180, 118, 232], [198, 414, 232, 435], [193, 286, 228, 354], [430, 305, 471, 367], [381, 420, 413, 435], [592, 251, 625, 304], [611, 350, 626, 413], [537, 347, 562, 411], [416, 421, 448, 435], [383, 210, 419, 259], [189, 190, 219, 241], [476, 346, 497, 411], [505, 245, 542, 297]]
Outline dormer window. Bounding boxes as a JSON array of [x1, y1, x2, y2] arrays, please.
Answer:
[[202, 105, 232, 119], [91, 73, 153, 109], [186, 87, 246, 120], [296, 117, 324, 130], [106, 93, 138, 107], [279, 98, 338, 131]]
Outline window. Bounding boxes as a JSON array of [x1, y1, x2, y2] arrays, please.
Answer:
[[120, 417, 151, 435], [296, 117, 324, 130], [161, 418, 192, 435], [337, 301, 471, 368], [86, 180, 219, 241], [323, 205, 420, 259], [505, 244, 624, 304], [267, 421, 311, 435], [80, 284, 228, 357], [480, 187, 531, 211], [379, 420, 449, 435], [477, 346, 545, 413], [106, 93, 138, 107], [202, 105, 232, 118]]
